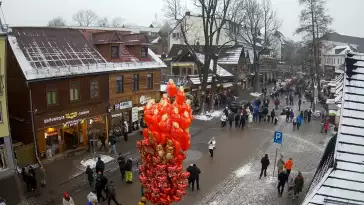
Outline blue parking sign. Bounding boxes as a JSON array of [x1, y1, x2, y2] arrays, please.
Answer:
[[273, 131, 283, 144]]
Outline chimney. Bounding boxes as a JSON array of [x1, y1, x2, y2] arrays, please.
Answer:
[[185, 11, 191, 16]]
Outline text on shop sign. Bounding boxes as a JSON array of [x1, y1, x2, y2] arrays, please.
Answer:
[[115, 101, 132, 110], [44, 110, 90, 124]]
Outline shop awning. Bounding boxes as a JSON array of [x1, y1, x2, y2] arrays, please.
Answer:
[[222, 82, 233, 88]]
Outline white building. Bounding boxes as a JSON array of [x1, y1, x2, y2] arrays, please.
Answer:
[[303, 52, 364, 205], [322, 45, 356, 70]]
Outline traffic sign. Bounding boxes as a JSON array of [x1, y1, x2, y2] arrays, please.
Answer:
[[273, 131, 283, 144]]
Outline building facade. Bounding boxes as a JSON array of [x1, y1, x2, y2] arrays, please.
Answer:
[[0, 29, 15, 178]]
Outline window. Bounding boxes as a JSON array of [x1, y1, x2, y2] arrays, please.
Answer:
[[147, 73, 153, 89], [90, 80, 100, 99], [111, 46, 119, 59], [70, 81, 80, 102], [132, 74, 139, 91], [116, 76, 124, 93], [141, 47, 148, 57], [46, 85, 57, 106]]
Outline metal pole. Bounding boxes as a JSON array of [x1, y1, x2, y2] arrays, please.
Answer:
[[28, 85, 40, 162], [273, 148, 278, 177]]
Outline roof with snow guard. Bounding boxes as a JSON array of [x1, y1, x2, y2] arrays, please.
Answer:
[[217, 47, 244, 65], [303, 52, 364, 205], [8, 27, 166, 81], [195, 53, 233, 77]]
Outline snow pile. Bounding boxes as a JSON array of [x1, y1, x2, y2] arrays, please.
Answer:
[[250, 92, 262, 98], [234, 163, 252, 178], [194, 110, 222, 121], [80, 155, 114, 168]]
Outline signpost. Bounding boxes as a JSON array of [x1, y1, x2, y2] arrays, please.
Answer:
[[272, 131, 283, 177]]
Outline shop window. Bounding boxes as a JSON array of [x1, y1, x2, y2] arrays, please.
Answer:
[[90, 80, 100, 99], [111, 46, 119, 59], [116, 76, 124, 93], [46, 85, 57, 106], [141, 47, 148, 58], [147, 73, 153, 89], [70, 81, 80, 102], [133, 74, 139, 91]]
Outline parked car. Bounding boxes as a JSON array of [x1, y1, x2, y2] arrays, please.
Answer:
[[229, 100, 247, 113]]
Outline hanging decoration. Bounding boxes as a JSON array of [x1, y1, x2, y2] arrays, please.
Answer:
[[137, 79, 193, 205]]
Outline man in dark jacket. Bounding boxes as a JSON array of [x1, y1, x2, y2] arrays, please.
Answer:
[[308, 110, 312, 123], [298, 99, 302, 111], [186, 164, 201, 191], [99, 133, 107, 151], [235, 113, 240, 128], [277, 170, 288, 197], [106, 181, 119, 205], [86, 165, 94, 187], [95, 156, 105, 174], [259, 154, 270, 179], [117, 154, 126, 179], [228, 112, 234, 129], [240, 113, 246, 129], [95, 173, 106, 202], [270, 109, 275, 124]]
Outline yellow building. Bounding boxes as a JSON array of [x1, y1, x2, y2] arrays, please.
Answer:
[[0, 28, 15, 178]]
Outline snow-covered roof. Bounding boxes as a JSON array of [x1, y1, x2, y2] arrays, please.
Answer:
[[195, 53, 233, 77], [303, 52, 364, 205], [218, 47, 243, 65], [151, 36, 161, 44], [324, 45, 357, 56], [8, 27, 166, 81], [188, 75, 212, 85]]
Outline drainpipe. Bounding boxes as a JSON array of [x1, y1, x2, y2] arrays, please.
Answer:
[[26, 82, 40, 164]]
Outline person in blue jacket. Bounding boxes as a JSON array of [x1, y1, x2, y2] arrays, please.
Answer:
[[297, 114, 303, 130]]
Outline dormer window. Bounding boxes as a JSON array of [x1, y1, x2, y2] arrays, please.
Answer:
[[111, 46, 119, 59], [141, 47, 148, 58]]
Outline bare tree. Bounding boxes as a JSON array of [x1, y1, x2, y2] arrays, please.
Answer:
[[111, 17, 124, 27], [296, 0, 332, 110], [163, 0, 185, 20], [261, 0, 281, 47], [72, 10, 98, 26], [48, 17, 66, 27], [97, 17, 109, 27]]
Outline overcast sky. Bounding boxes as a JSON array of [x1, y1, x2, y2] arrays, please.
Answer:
[[1, 0, 363, 41]]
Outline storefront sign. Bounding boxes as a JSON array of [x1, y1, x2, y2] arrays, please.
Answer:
[[115, 101, 132, 110], [140, 96, 151, 105], [44, 110, 90, 124], [132, 107, 139, 122], [111, 113, 123, 118]]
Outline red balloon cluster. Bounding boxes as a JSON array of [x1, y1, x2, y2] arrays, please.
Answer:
[[137, 79, 194, 205]]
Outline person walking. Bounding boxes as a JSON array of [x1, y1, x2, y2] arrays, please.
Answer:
[[187, 164, 193, 187], [289, 94, 293, 105], [123, 120, 129, 142], [298, 99, 302, 111], [297, 114, 303, 131], [106, 181, 120, 205], [109, 134, 117, 154], [40, 166, 46, 188], [86, 165, 94, 187], [220, 114, 227, 127], [95, 173, 106, 202], [259, 154, 270, 179], [270, 109, 275, 124], [277, 170, 288, 197], [293, 171, 304, 199], [62, 192, 75, 205], [28, 166, 37, 192], [304, 110, 308, 123], [235, 113, 240, 128], [187, 164, 201, 191], [95, 156, 105, 174], [284, 158, 293, 176], [208, 137, 216, 158], [125, 158, 133, 184], [87, 190, 98, 205], [21, 167, 31, 192], [240, 112, 246, 129], [307, 110, 312, 123], [324, 120, 329, 134], [117, 154, 126, 179], [276, 154, 285, 177], [290, 110, 294, 122], [228, 111, 234, 129], [292, 117, 297, 131], [99, 133, 107, 151]]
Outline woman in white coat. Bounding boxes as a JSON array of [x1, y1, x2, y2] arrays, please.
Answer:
[[208, 137, 216, 158], [62, 193, 75, 205]]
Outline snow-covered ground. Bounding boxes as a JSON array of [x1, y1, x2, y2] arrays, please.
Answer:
[[80, 155, 114, 168], [250, 92, 262, 98], [194, 110, 222, 121]]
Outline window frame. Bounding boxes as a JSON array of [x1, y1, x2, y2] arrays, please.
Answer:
[[90, 79, 100, 99], [70, 81, 81, 102], [116, 75, 124, 93], [132, 74, 139, 91], [141, 47, 148, 58], [46, 84, 58, 106], [147, 73, 153, 89], [111, 46, 120, 59]]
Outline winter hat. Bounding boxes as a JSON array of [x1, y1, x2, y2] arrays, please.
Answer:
[[63, 192, 69, 199]]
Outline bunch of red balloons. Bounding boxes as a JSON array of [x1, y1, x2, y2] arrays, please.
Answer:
[[137, 79, 193, 205]]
